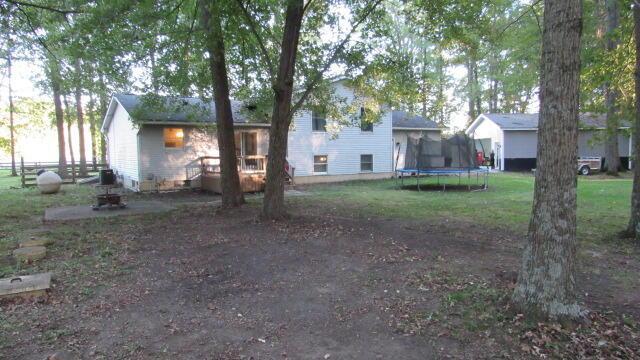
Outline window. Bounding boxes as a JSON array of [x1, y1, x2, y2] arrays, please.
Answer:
[[164, 127, 184, 148], [360, 107, 373, 132], [361, 154, 373, 172], [312, 111, 327, 132], [314, 155, 328, 173]]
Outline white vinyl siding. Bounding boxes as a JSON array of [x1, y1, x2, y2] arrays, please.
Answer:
[[106, 103, 140, 189], [287, 81, 393, 177]]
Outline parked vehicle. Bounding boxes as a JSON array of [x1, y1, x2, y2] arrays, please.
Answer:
[[578, 157, 601, 175]]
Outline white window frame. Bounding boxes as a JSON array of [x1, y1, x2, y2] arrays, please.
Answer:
[[313, 155, 328, 174], [360, 107, 373, 133], [164, 127, 185, 149], [360, 154, 373, 172], [312, 111, 327, 132]]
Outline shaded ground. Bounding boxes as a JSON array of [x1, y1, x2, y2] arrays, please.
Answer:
[[1, 195, 639, 359]]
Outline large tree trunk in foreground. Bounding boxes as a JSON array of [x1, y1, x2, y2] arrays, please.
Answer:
[[261, 0, 305, 220], [512, 0, 584, 321], [7, 43, 17, 176], [604, 0, 620, 175], [626, 4, 640, 240], [200, 0, 245, 208], [74, 59, 88, 176], [49, 59, 67, 177]]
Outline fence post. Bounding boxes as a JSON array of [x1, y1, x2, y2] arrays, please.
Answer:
[[71, 158, 76, 183], [20, 157, 25, 188]]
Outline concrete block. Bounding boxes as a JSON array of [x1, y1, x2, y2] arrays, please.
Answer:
[[0, 272, 52, 299], [13, 246, 47, 263]]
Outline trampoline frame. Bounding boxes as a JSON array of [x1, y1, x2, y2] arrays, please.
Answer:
[[395, 168, 490, 192]]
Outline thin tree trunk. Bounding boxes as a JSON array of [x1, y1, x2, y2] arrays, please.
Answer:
[[466, 55, 476, 122], [261, 0, 305, 220], [512, 0, 584, 321], [88, 93, 98, 170], [199, 0, 245, 208], [626, 3, 640, 240], [49, 58, 67, 177], [98, 73, 108, 164], [74, 59, 87, 176], [64, 96, 76, 170], [604, 0, 620, 175], [7, 43, 17, 176]]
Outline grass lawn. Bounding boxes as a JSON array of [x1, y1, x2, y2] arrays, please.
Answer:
[[0, 170, 638, 358], [301, 172, 633, 245]]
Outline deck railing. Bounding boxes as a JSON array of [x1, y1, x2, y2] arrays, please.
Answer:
[[186, 155, 268, 180]]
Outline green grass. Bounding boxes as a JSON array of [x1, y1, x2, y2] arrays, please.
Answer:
[[299, 172, 633, 244], [0, 169, 96, 275]]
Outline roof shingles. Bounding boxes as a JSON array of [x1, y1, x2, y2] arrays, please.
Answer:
[[481, 113, 627, 130]]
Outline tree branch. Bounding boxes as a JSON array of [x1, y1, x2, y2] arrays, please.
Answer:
[[13, 4, 59, 61], [289, 0, 384, 116], [234, 0, 276, 80], [2, 0, 82, 14], [498, 0, 543, 38]]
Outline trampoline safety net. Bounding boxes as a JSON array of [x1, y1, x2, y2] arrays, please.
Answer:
[[404, 133, 477, 170]]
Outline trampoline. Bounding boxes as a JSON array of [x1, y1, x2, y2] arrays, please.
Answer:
[[395, 167, 489, 191], [395, 133, 490, 191]]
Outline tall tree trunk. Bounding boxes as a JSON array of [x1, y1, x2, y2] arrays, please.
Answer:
[[604, 0, 620, 175], [88, 93, 98, 170], [626, 3, 640, 240], [262, 0, 305, 220], [7, 42, 17, 176], [466, 54, 477, 122], [199, 0, 245, 208], [512, 0, 584, 321], [49, 58, 67, 177], [74, 59, 88, 176], [98, 73, 108, 164], [64, 96, 76, 170]]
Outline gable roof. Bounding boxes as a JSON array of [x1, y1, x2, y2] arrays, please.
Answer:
[[392, 110, 440, 130], [467, 113, 629, 134], [101, 94, 268, 132]]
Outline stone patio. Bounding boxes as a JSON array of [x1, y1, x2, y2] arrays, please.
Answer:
[[44, 201, 175, 221]]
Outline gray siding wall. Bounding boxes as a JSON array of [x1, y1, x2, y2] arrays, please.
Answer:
[[503, 130, 538, 158], [503, 129, 631, 159], [138, 126, 269, 182], [579, 130, 630, 157]]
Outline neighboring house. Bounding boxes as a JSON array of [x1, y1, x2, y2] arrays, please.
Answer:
[[101, 81, 395, 191], [391, 111, 442, 170], [465, 113, 631, 171]]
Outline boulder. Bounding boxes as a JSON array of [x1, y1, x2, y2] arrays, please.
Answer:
[[37, 171, 62, 194]]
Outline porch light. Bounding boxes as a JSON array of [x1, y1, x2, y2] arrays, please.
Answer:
[[175, 129, 184, 138]]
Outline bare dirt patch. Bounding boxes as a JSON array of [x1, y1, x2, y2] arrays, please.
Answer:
[[1, 201, 639, 359]]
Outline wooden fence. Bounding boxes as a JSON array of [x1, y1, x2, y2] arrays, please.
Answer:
[[20, 157, 108, 188]]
